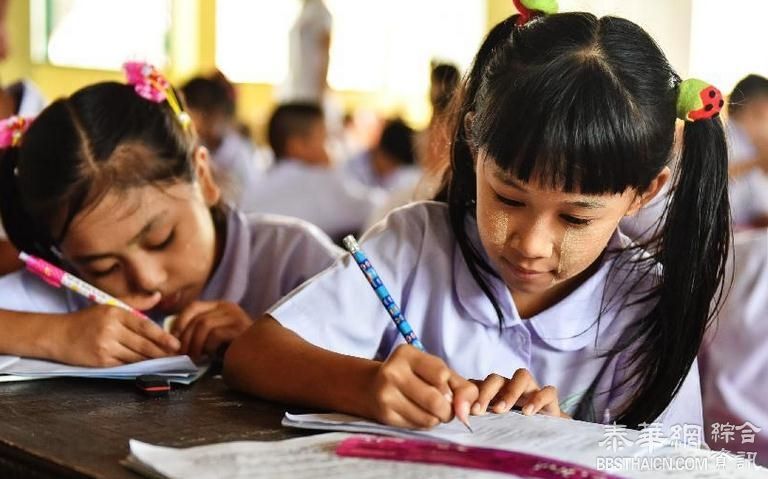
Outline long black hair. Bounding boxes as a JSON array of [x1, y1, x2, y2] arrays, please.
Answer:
[[437, 13, 730, 426], [0, 82, 206, 265]]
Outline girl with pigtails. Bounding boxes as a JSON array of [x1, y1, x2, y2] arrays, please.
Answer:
[[0, 63, 341, 367], [225, 2, 729, 432]]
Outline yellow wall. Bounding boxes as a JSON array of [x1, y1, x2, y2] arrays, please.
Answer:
[[1, 1, 513, 137]]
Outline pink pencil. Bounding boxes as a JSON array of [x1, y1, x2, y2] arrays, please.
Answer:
[[19, 252, 150, 320]]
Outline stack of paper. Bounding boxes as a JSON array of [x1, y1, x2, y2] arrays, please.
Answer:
[[0, 354, 201, 383]]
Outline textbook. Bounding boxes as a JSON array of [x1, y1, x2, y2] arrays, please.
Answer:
[[0, 354, 200, 383]]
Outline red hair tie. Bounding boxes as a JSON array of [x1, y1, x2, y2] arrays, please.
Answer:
[[676, 79, 724, 122]]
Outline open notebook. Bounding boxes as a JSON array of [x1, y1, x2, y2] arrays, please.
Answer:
[[124, 433, 507, 479], [0, 354, 202, 384], [282, 412, 768, 478]]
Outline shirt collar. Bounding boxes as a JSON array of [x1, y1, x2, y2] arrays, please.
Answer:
[[525, 231, 627, 351], [199, 206, 250, 303], [452, 213, 634, 351]]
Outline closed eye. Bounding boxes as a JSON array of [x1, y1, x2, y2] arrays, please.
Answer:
[[495, 193, 525, 207], [148, 230, 175, 251], [561, 215, 593, 226], [89, 264, 120, 278]]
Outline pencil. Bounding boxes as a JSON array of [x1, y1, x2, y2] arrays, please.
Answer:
[[19, 252, 151, 320], [342, 235, 472, 433]]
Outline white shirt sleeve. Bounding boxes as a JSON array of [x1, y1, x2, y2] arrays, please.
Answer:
[[730, 170, 768, 227], [269, 206, 428, 359], [0, 271, 71, 314], [654, 360, 704, 432]]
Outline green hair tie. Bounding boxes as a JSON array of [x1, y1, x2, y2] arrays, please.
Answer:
[[513, 0, 558, 25], [677, 78, 724, 122]]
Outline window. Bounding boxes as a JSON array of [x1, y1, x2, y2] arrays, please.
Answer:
[[30, 0, 172, 70], [689, 0, 768, 94], [215, 0, 485, 94]]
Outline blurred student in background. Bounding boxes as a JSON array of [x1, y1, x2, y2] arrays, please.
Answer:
[[725, 74, 768, 229], [181, 73, 267, 210], [344, 118, 419, 192], [245, 102, 380, 240], [0, 0, 47, 275]]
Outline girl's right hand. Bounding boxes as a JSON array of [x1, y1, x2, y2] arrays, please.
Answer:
[[50, 305, 180, 367], [366, 344, 478, 429]]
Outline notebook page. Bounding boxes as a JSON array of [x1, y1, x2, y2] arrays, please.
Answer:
[[2, 355, 197, 377], [283, 413, 768, 478], [124, 433, 508, 479]]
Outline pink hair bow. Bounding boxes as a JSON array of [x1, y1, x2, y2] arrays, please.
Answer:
[[0, 115, 34, 148], [122, 61, 191, 129]]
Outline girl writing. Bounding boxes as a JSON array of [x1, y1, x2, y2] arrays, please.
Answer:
[[224, 9, 729, 430], [0, 63, 341, 367]]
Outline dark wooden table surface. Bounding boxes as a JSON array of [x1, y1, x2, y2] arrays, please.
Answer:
[[0, 372, 309, 479]]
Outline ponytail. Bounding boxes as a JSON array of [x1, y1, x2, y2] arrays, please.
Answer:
[[438, 16, 521, 330], [616, 116, 730, 426]]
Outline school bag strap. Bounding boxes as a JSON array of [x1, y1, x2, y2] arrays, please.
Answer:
[[512, 0, 558, 26], [122, 61, 192, 130], [0, 115, 34, 149], [676, 78, 724, 122]]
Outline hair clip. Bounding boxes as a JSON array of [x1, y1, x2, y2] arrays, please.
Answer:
[[513, 0, 558, 25], [0, 115, 33, 148], [676, 78, 724, 122], [123, 62, 191, 130]]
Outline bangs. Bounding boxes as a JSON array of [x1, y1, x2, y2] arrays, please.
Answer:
[[474, 53, 663, 194]]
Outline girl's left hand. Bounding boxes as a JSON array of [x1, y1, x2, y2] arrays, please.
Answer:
[[469, 368, 567, 418], [172, 301, 253, 360]]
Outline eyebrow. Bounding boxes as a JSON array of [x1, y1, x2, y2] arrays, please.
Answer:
[[495, 173, 607, 210], [72, 211, 169, 263]]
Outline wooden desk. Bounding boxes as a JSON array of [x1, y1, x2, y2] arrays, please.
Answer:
[[0, 373, 307, 479]]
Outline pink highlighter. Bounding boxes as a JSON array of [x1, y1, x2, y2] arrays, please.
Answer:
[[18, 252, 150, 320], [336, 435, 621, 479]]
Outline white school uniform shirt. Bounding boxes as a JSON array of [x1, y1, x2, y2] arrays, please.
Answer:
[[343, 151, 423, 192], [243, 159, 383, 239], [0, 208, 343, 323], [210, 130, 267, 211], [700, 229, 768, 462], [271, 201, 702, 431], [15, 80, 47, 117], [726, 121, 768, 228]]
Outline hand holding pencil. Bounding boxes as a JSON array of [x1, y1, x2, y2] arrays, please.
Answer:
[[18, 252, 180, 367], [342, 236, 475, 432], [366, 344, 478, 431]]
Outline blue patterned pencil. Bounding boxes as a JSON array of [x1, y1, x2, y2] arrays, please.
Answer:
[[342, 235, 425, 351], [342, 235, 472, 432]]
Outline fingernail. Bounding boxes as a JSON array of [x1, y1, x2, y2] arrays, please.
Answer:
[[169, 337, 181, 351], [523, 404, 534, 415], [470, 402, 483, 415], [494, 400, 507, 413], [458, 400, 470, 418]]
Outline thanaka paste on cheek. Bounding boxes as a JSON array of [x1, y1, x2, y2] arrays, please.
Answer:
[[487, 208, 510, 249]]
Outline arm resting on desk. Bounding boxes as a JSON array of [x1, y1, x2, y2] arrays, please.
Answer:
[[0, 307, 180, 367], [223, 315, 380, 418], [223, 315, 479, 430]]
